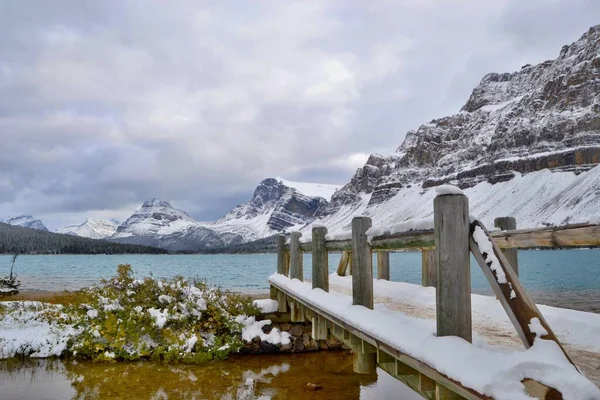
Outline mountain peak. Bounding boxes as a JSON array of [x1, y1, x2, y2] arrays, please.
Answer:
[[57, 218, 119, 239], [141, 198, 173, 209], [1, 215, 49, 231]]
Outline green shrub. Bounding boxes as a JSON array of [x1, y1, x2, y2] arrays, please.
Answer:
[[60, 264, 259, 363]]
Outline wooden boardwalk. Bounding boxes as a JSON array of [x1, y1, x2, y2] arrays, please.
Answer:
[[269, 192, 600, 400]]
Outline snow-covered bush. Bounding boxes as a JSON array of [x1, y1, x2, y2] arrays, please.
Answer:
[[47, 264, 259, 362]]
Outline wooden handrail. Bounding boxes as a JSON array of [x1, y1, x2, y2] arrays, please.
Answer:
[[286, 223, 600, 252]]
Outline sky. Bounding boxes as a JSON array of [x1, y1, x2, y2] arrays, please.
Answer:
[[1, 0, 599, 230]]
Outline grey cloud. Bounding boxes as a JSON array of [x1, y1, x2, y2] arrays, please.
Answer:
[[0, 1, 596, 229]]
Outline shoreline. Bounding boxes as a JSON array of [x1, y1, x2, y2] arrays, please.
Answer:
[[1, 289, 271, 303]]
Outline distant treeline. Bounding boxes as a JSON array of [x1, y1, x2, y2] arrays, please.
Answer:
[[0, 223, 168, 255], [200, 235, 278, 254]]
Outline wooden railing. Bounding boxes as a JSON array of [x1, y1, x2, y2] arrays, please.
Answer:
[[271, 192, 598, 399]]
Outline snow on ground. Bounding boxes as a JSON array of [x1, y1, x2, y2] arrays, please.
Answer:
[[252, 299, 278, 313], [237, 316, 291, 345], [270, 273, 600, 400], [0, 302, 77, 359]]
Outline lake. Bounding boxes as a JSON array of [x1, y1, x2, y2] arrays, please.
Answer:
[[2, 249, 599, 312]]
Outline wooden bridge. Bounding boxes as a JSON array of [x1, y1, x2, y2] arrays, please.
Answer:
[[268, 191, 600, 400]]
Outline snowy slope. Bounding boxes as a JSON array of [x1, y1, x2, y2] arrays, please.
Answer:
[[276, 178, 341, 201], [303, 166, 600, 236], [1, 215, 48, 232], [56, 219, 119, 239]]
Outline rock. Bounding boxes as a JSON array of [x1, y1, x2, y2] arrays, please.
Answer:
[[280, 323, 292, 332], [289, 325, 304, 337], [306, 383, 323, 391], [280, 343, 293, 352]]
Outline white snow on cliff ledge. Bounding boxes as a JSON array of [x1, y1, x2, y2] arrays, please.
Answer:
[[276, 178, 341, 201]]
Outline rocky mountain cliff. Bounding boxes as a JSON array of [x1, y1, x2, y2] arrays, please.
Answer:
[[57, 218, 119, 239], [212, 178, 331, 240], [1, 215, 48, 231], [319, 25, 600, 228], [328, 25, 600, 213]]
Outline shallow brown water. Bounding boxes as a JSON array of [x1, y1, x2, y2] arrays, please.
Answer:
[[0, 352, 421, 400]]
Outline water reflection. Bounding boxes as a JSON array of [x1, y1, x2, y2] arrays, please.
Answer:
[[0, 353, 421, 399]]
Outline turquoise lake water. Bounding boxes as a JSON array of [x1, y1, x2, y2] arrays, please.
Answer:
[[2, 250, 599, 312]]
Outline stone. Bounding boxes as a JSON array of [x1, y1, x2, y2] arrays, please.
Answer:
[[289, 325, 304, 337], [306, 383, 323, 391], [280, 323, 292, 332]]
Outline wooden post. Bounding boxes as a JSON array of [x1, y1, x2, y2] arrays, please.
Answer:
[[434, 193, 471, 342], [312, 227, 329, 291], [376, 251, 390, 280], [352, 217, 373, 309], [277, 234, 286, 275], [289, 231, 303, 281], [494, 217, 519, 276], [336, 251, 350, 276], [422, 249, 437, 287]]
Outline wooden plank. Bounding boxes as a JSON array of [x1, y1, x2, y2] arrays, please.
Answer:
[[494, 217, 519, 276], [276, 290, 288, 313], [436, 383, 465, 399], [289, 300, 305, 323], [490, 223, 600, 249], [284, 250, 290, 276], [352, 217, 374, 309], [371, 230, 435, 250], [434, 193, 472, 342], [376, 251, 390, 280], [336, 250, 350, 276], [422, 249, 437, 287], [352, 346, 376, 374], [312, 314, 328, 341], [293, 223, 600, 253], [270, 279, 494, 400], [326, 239, 352, 251], [312, 227, 329, 291], [470, 220, 577, 368], [420, 374, 436, 392], [276, 234, 286, 275], [289, 231, 303, 281]]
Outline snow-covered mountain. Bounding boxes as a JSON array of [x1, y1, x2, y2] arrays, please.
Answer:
[[98, 26, 600, 250], [212, 178, 339, 242], [1, 215, 48, 231], [300, 25, 600, 234], [56, 218, 119, 239], [106, 179, 341, 251]]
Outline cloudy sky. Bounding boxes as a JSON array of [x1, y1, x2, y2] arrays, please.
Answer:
[[1, 1, 598, 230]]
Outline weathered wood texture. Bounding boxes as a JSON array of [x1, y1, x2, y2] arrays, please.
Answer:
[[470, 220, 576, 368], [422, 249, 437, 287], [376, 251, 390, 280], [290, 222, 600, 254], [276, 291, 287, 313], [434, 194, 472, 342], [276, 234, 286, 275], [489, 223, 600, 249], [494, 217, 519, 276], [284, 250, 290, 275], [271, 283, 560, 400], [312, 227, 329, 291], [336, 251, 350, 276], [289, 232, 303, 281], [352, 217, 374, 309]]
